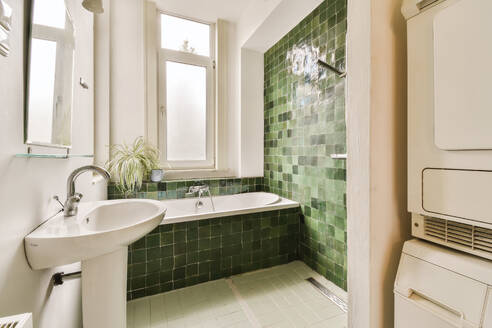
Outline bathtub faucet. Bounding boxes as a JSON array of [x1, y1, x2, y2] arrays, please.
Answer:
[[187, 185, 215, 211], [187, 185, 209, 196]]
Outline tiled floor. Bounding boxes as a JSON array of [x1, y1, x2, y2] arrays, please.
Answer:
[[127, 261, 347, 328]]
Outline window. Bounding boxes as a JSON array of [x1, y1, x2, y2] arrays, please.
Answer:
[[158, 13, 215, 169]]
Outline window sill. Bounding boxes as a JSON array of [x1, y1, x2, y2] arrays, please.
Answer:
[[163, 169, 235, 181]]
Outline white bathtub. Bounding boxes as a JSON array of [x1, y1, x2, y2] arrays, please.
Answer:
[[160, 192, 299, 224]]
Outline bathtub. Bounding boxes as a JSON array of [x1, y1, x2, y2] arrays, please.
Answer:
[[160, 192, 299, 224]]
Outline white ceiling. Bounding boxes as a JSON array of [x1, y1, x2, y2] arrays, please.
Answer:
[[153, 0, 255, 23]]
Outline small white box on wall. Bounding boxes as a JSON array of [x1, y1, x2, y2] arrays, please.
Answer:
[[0, 0, 12, 57]]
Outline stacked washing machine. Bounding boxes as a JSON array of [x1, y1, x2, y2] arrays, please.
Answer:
[[396, 0, 492, 327]]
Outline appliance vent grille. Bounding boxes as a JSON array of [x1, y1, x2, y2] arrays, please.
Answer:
[[0, 314, 32, 328], [424, 217, 492, 254]]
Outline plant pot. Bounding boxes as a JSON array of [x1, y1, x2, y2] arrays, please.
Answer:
[[150, 169, 164, 182]]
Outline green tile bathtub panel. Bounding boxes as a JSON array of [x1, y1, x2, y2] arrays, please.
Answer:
[[108, 177, 264, 200], [126, 208, 300, 300], [263, 0, 347, 290]]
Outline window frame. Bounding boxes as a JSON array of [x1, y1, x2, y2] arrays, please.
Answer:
[[157, 11, 216, 170]]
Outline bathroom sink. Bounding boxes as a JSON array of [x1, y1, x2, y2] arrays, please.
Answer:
[[25, 199, 166, 327], [25, 200, 166, 269], [25, 199, 167, 270]]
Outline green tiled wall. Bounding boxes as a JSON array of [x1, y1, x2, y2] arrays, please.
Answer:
[[263, 0, 347, 289], [127, 208, 300, 300], [108, 177, 264, 200]]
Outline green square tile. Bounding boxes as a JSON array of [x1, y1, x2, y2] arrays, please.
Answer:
[[160, 232, 173, 245], [174, 254, 186, 268], [160, 271, 172, 283], [146, 260, 160, 273], [132, 249, 146, 264], [198, 226, 210, 238], [161, 256, 173, 270], [145, 234, 160, 248]]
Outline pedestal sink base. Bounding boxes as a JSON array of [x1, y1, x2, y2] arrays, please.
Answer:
[[82, 247, 128, 328]]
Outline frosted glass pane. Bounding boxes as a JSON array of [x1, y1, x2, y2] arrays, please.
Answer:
[[161, 14, 210, 56], [28, 38, 57, 144], [166, 61, 207, 161], [33, 0, 66, 29]]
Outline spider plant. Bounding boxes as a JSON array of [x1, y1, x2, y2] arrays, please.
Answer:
[[106, 137, 160, 195]]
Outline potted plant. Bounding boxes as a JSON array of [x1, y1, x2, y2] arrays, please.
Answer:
[[106, 137, 161, 195]]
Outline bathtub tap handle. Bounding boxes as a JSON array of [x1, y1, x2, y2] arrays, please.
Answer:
[[198, 188, 209, 198], [188, 185, 215, 212], [188, 185, 207, 195]]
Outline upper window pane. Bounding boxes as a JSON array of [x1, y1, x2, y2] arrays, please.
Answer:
[[161, 14, 210, 57], [33, 0, 66, 29]]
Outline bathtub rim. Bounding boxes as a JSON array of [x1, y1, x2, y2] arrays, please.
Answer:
[[159, 192, 299, 225]]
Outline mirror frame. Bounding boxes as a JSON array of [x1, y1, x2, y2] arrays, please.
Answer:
[[24, 0, 75, 149]]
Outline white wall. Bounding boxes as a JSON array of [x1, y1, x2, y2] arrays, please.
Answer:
[[94, 0, 111, 167], [0, 1, 104, 327], [346, 0, 410, 327], [239, 49, 264, 177], [237, 0, 282, 47], [239, 0, 323, 52], [110, 0, 146, 147], [217, 20, 240, 175]]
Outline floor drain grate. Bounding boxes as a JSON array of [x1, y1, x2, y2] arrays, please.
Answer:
[[306, 277, 348, 313]]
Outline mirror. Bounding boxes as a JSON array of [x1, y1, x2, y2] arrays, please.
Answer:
[[25, 0, 75, 148]]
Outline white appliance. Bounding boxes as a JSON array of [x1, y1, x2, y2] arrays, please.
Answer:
[[402, 0, 492, 259], [395, 239, 492, 328]]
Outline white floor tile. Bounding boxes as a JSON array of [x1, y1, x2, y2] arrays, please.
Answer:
[[128, 261, 347, 328], [228, 321, 254, 328], [310, 314, 347, 328], [256, 311, 284, 327]]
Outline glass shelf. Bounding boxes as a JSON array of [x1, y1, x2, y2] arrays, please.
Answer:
[[15, 153, 94, 159]]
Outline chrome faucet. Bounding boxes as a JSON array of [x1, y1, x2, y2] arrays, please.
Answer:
[[186, 184, 215, 211], [64, 165, 111, 217], [187, 185, 209, 196]]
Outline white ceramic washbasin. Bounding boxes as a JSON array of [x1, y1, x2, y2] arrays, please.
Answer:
[[25, 199, 167, 270], [25, 199, 166, 328]]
